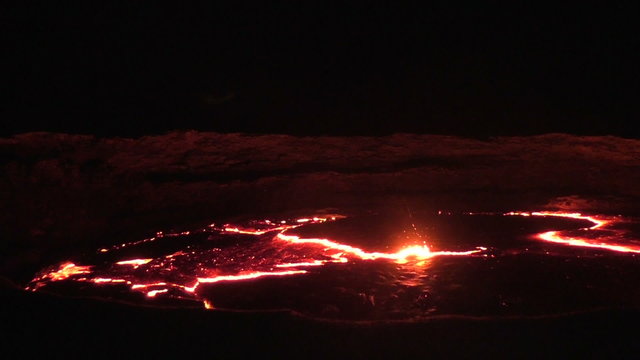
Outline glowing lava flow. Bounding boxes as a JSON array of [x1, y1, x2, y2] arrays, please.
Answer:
[[275, 234, 484, 264], [181, 218, 485, 294], [26, 214, 487, 307], [116, 258, 153, 266], [30, 262, 92, 287], [506, 211, 640, 254], [28, 211, 640, 308], [185, 270, 309, 293], [23, 211, 640, 318]]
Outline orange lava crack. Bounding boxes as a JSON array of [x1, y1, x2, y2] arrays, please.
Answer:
[[505, 211, 640, 254], [29, 211, 638, 305]]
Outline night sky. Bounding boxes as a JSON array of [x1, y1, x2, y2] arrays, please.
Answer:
[[3, 3, 639, 137]]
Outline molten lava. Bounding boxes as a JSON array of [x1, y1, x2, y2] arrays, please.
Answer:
[[115, 258, 153, 267], [275, 233, 483, 264], [505, 211, 640, 254], [26, 215, 485, 306], [29, 262, 92, 289], [26, 211, 640, 315]]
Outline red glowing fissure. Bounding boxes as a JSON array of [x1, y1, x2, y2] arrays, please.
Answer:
[[165, 215, 486, 296], [26, 211, 638, 309], [505, 211, 640, 253], [26, 215, 484, 306]]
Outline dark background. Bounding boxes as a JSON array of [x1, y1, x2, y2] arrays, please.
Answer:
[[3, 3, 639, 138]]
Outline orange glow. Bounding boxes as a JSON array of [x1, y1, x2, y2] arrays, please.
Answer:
[[26, 214, 484, 303], [43, 262, 92, 281], [222, 225, 293, 235], [506, 211, 640, 253], [197, 270, 308, 283], [506, 211, 609, 229], [115, 258, 153, 266], [220, 216, 335, 235], [203, 299, 214, 309], [93, 278, 128, 284], [147, 289, 168, 297], [276, 234, 483, 264], [26, 262, 93, 290], [538, 231, 640, 253], [131, 282, 167, 289], [185, 270, 308, 293], [26, 211, 640, 315], [275, 260, 326, 268]]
